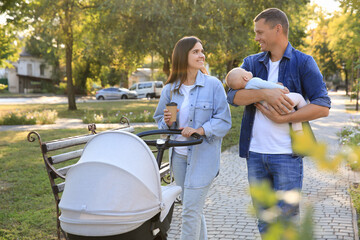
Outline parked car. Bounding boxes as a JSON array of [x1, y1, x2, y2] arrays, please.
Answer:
[[129, 81, 163, 99], [96, 87, 138, 100]]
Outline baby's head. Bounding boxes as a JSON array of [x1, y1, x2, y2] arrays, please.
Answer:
[[225, 68, 253, 89]]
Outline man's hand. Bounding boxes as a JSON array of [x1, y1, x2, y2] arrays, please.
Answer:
[[255, 102, 290, 123], [262, 88, 294, 114], [256, 103, 330, 124]]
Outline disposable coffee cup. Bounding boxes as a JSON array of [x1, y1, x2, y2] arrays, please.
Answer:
[[166, 102, 177, 122]]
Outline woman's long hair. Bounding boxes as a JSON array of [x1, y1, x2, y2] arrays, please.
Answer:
[[165, 36, 207, 92]]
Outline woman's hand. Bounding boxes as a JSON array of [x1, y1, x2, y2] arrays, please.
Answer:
[[163, 108, 179, 127], [181, 127, 205, 137]]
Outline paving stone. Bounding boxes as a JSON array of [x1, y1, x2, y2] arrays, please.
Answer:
[[166, 92, 358, 240]]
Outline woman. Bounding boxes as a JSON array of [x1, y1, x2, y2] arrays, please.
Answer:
[[153, 36, 231, 240]]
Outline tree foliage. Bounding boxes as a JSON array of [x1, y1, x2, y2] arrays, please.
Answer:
[[1, 0, 337, 97], [0, 25, 19, 68]]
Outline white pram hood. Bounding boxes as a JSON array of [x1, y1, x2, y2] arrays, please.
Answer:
[[59, 131, 181, 236]]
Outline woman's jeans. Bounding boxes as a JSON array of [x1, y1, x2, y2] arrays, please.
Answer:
[[246, 151, 303, 235], [172, 151, 211, 240]]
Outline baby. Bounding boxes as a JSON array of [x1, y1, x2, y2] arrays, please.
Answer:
[[226, 67, 307, 132]]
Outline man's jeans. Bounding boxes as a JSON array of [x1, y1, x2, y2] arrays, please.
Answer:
[[246, 151, 303, 234]]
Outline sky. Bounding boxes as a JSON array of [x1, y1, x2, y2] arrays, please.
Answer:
[[311, 0, 341, 13], [0, 0, 341, 25]]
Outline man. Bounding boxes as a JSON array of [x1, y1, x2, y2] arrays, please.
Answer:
[[227, 8, 331, 235]]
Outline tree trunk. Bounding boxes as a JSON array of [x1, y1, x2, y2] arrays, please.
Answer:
[[356, 61, 359, 111], [65, 0, 76, 110], [356, 83, 359, 111], [226, 59, 235, 74], [163, 56, 170, 77], [345, 69, 349, 96], [357, 54, 360, 111]]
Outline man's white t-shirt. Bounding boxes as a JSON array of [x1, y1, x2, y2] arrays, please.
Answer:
[[249, 59, 293, 154], [174, 84, 195, 155]]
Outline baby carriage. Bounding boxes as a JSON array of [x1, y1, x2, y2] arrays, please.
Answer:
[[58, 129, 202, 239]]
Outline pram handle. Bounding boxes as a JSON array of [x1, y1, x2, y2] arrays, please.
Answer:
[[137, 129, 203, 168], [137, 129, 202, 146]]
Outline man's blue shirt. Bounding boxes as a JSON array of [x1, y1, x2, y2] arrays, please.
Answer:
[[227, 42, 331, 158]]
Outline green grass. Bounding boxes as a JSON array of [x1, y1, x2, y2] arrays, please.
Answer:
[[0, 100, 159, 120], [350, 185, 360, 230], [345, 98, 360, 113], [0, 127, 159, 240], [339, 119, 360, 231], [0, 103, 243, 239], [222, 105, 244, 152]]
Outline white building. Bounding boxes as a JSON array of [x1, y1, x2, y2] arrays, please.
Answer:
[[2, 49, 53, 93], [128, 68, 158, 88]]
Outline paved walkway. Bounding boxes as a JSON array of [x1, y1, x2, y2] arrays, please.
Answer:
[[1, 92, 359, 239], [167, 91, 360, 240]]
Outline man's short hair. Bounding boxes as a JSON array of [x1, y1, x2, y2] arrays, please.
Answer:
[[254, 8, 289, 36]]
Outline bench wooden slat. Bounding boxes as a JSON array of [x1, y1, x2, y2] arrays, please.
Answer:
[[160, 164, 170, 178], [44, 134, 95, 152], [44, 127, 135, 152], [57, 164, 76, 176], [49, 149, 83, 164], [54, 182, 65, 194], [111, 126, 134, 133]]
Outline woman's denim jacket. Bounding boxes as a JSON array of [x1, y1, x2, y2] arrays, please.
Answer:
[[227, 42, 331, 158], [153, 71, 232, 188]]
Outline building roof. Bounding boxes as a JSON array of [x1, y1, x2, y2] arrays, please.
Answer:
[[131, 68, 159, 77], [19, 48, 33, 57]]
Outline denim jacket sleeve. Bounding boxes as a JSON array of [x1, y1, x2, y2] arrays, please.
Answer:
[[202, 80, 232, 142], [300, 56, 331, 108], [227, 58, 252, 107], [153, 84, 172, 129]]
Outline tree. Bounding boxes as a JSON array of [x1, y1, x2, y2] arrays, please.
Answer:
[[24, 0, 109, 110], [327, 12, 358, 95], [305, 8, 338, 84], [327, 1, 360, 108], [338, 0, 360, 110], [22, 0, 97, 110], [204, 0, 309, 79], [0, 25, 19, 68], [100, 0, 196, 77]]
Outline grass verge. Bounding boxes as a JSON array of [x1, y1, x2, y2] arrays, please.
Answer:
[[0, 100, 159, 120], [339, 117, 360, 231], [0, 127, 157, 240], [0, 104, 243, 239], [345, 98, 360, 114], [222, 105, 244, 152]]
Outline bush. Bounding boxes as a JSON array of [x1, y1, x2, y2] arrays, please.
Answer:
[[0, 113, 36, 125], [0, 110, 58, 125], [338, 122, 360, 146], [338, 120, 360, 171], [27, 110, 58, 124], [82, 110, 154, 124], [0, 83, 8, 93]]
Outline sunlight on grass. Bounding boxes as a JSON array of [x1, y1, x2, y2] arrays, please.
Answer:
[[0, 127, 160, 239], [0, 100, 160, 120], [0, 131, 29, 144], [345, 99, 359, 113]]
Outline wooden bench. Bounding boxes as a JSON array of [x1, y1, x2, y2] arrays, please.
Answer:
[[27, 117, 171, 240]]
